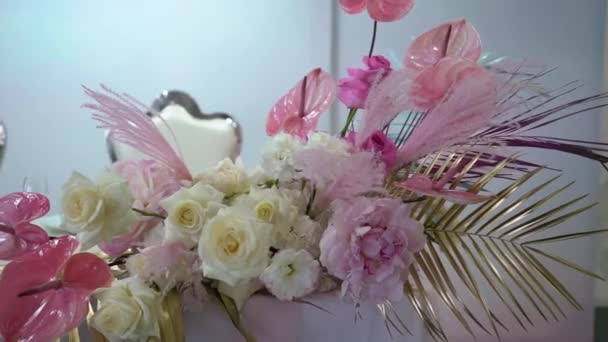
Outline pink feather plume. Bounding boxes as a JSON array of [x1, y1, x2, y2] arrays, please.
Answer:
[[82, 85, 192, 181], [357, 69, 413, 145], [397, 163, 492, 204], [293, 149, 385, 207], [266, 68, 336, 139], [398, 58, 497, 163]]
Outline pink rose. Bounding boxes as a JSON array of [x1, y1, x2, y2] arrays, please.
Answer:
[[320, 197, 425, 303], [345, 130, 398, 170], [338, 55, 392, 109], [360, 130, 398, 170]]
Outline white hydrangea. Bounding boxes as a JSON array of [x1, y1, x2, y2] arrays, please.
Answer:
[[260, 249, 320, 301], [305, 131, 351, 155], [261, 133, 305, 181]]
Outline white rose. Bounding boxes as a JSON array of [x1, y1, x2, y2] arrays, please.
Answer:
[[218, 278, 263, 309], [305, 132, 351, 155], [261, 133, 305, 180], [233, 187, 299, 231], [92, 277, 162, 341], [260, 249, 320, 301], [198, 207, 273, 286], [196, 158, 251, 196], [274, 214, 323, 258], [62, 171, 137, 250], [160, 182, 224, 246]]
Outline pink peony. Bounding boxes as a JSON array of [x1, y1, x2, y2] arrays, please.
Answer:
[[319, 197, 425, 303], [338, 0, 415, 22], [338, 55, 392, 109], [99, 159, 181, 256]]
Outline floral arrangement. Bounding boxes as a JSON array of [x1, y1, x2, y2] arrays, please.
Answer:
[[1, 1, 607, 341]]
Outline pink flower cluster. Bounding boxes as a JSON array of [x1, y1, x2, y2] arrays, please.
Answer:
[[338, 55, 393, 109], [99, 159, 181, 256], [320, 197, 425, 303]]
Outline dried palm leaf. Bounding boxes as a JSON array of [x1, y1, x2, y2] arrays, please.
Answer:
[[386, 156, 607, 341]]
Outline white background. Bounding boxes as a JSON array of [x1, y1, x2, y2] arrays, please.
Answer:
[[0, 1, 606, 341]]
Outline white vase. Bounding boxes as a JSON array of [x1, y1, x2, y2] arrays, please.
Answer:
[[184, 293, 422, 342]]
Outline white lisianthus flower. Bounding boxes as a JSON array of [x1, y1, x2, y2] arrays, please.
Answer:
[[218, 278, 263, 309], [61, 171, 137, 250], [91, 277, 162, 342], [160, 182, 224, 247], [274, 214, 323, 258], [198, 207, 273, 286], [261, 133, 305, 180], [196, 158, 251, 196], [260, 249, 320, 301], [305, 132, 351, 155]]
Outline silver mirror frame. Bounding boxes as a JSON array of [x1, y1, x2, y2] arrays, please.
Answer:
[[107, 90, 242, 164], [0, 121, 6, 168]]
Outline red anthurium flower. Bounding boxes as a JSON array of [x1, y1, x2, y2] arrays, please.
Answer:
[[0, 236, 112, 342], [266, 68, 336, 139], [338, 0, 415, 22], [0, 192, 50, 260]]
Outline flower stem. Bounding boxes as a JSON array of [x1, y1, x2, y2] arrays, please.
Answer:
[[340, 108, 358, 137], [306, 187, 317, 215], [368, 21, 378, 57], [132, 208, 166, 219]]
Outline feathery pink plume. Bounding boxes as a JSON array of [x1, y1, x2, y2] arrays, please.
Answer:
[[404, 19, 482, 75], [266, 68, 336, 139], [397, 163, 492, 204], [293, 149, 385, 207], [82, 85, 192, 181], [399, 58, 497, 163], [358, 69, 413, 144]]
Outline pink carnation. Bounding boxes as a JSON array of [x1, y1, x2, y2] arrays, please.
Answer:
[[113, 159, 181, 212], [338, 55, 392, 109], [99, 159, 181, 256], [319, 197, 425, 303]]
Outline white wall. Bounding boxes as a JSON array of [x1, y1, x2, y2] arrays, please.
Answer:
[[335, 1, 605, 341], [0, 0, 333, 207]]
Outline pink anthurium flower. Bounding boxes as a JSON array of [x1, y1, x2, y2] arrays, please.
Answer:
[[266, 68, 336, 139], [396, 164, 491, 204], [338, 0, 415, 22], [0, 236, 112, 342], [0, 192, 50, 260], [404, 19, 482, 75]]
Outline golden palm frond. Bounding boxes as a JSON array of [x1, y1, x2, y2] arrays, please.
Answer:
[[386, 151, 607, 341]]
